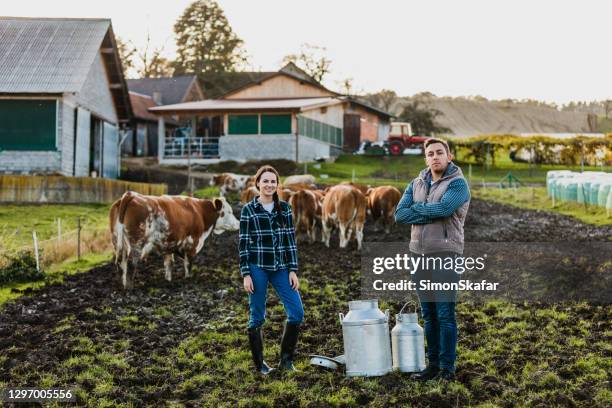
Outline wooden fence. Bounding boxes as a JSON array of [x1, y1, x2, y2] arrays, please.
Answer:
[[0, 175, 167, 204]]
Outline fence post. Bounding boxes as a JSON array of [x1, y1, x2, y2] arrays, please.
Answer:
[[352, 168, 356, 183], [304, 163, 307, 175], [32, 231, 40, 272], [77, 216, 81, 261], [57, 218, 62, 242]]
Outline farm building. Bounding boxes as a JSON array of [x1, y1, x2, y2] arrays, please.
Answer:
[[126, 76, 203, 157], [0, 17, 132, 179], [149, 63, 392, 164]]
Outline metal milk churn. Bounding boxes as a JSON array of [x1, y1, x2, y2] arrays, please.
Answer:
[[391, 301, 426, 372], [339, 299, 392, 377]]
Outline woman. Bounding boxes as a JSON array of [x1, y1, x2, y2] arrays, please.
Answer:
[[239, 165, 304, 375]]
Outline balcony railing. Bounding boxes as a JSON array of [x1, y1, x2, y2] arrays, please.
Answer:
[[163, 136, 220, 158]]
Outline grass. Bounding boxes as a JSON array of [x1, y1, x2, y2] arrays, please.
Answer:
[[0, 203, 112, 305], [472, 186, 612, 226], [0, 251, 112, 305], [305, 153, 611, 187], [0, 203, 110, 250]]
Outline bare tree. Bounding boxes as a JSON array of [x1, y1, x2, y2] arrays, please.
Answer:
[[116, 36, 137, 77], [137, 33, 173, 78], [365, 89, 397, 112], [282, 43, 332, 83]]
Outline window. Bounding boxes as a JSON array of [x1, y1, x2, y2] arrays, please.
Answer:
[[0, 99, 57, 150], [228, 114, 258, 135], [261, 114, 291, 134]]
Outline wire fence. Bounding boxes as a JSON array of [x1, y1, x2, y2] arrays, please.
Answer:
[[0, 217, 112, 271]]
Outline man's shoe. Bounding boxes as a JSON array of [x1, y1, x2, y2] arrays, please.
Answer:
[[278, 322, 301, 371], [247, 327, 275, 375], [413, 365, 439, 381], [433, 368, 455, 381]]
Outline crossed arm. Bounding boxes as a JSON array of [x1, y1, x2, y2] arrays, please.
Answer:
[[395, 179, 470, 225]]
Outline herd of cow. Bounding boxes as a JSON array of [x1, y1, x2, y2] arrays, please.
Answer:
[[109, 172, 403, 289], [211, 172, 403, 250]]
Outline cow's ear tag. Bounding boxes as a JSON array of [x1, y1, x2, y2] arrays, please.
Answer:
[[214, 198, 223, 211]]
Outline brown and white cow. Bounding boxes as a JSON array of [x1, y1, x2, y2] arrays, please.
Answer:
[[283, 174, 316, 187], [366, 186, 402, 234], [288, 189, 320, 243], [340, 181, 371, 195], [209, 173, 250, 197], [240, 186, 259, 204], [321, 185, 367, 250], [110, 191, 239, 289]]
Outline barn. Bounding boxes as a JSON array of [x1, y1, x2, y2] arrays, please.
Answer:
[[0, 17, 132, 179], [149, 63, 391, 164], [126, 76, 204, 157]]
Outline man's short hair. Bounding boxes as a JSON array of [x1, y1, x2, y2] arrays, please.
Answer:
[[424, 138, 450, 154]]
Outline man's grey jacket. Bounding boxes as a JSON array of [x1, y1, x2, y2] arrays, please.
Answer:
[[395, 162, 471, 254]]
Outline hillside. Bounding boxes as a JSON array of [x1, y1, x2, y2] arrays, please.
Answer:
[[390, 95, 595, 137]]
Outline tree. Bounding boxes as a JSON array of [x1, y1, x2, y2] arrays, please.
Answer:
[[116, 36, 137, 77], [604, 100, 612, 119], [337, 77, 354, 96], [136, 33, 174, 78], [282, 43, 331, 83], [398, 100, 452, 136], [364, 89, 397, 113], [173, 0, 246, 75]]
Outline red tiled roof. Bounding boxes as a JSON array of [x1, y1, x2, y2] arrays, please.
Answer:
[[129, 92, 159, 122]]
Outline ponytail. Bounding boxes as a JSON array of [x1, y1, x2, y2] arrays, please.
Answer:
[[272, 191, 285, 228]]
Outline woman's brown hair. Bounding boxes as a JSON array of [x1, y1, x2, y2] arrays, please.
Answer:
[[254, 165, 284, 226]]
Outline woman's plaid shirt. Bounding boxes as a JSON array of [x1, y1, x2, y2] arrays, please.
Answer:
[[239, 197, 298, 277]]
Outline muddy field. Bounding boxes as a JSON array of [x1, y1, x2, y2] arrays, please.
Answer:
[[1, 199, 611, 407]]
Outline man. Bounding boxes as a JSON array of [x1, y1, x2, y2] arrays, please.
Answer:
[[395, 138, 471, 381]]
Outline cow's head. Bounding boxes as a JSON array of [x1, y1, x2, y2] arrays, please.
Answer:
[[212, 196, 239, 233], [210, 174, 222, 186]]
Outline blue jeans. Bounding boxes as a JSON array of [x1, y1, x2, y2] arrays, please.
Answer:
[[411, 252, 459, 371], [247, 264, 304, 329]]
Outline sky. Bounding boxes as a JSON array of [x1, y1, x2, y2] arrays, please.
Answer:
[[3, 0, 611, 104]]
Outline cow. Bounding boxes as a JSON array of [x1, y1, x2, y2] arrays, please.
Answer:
[[110, 191, 239, 289], [240, 186, 259, 204], [340, 181, 371, 195], [288, 189, 319, 243], [278, 188, 295, 202], [283, 174, 316, 187], [321, 185, 367, 250], [210, 173, 250, 197], [366, 186, 402, 233], [281, 182, 316, 192]]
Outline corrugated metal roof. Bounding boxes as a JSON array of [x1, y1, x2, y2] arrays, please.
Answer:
[[149, 97, 336, 113], [0, 17, 110, 93]]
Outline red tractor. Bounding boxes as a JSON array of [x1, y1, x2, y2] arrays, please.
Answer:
[[387, 122, 428, 156]]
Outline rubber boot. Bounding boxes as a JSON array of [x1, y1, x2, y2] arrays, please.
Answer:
[[247, 327, 274, 375], [413, 364, 439, 381], [278, 322, 301, 371]]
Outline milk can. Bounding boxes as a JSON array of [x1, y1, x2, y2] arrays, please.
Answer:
[[339, 299, 392, 377], [391, 301, 426, 372]]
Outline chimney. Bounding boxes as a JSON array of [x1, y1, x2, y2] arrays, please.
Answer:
[[152, 91, 162, 105]]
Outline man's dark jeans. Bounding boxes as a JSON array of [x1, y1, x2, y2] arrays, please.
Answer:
[[410, 252, 459, 372]]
